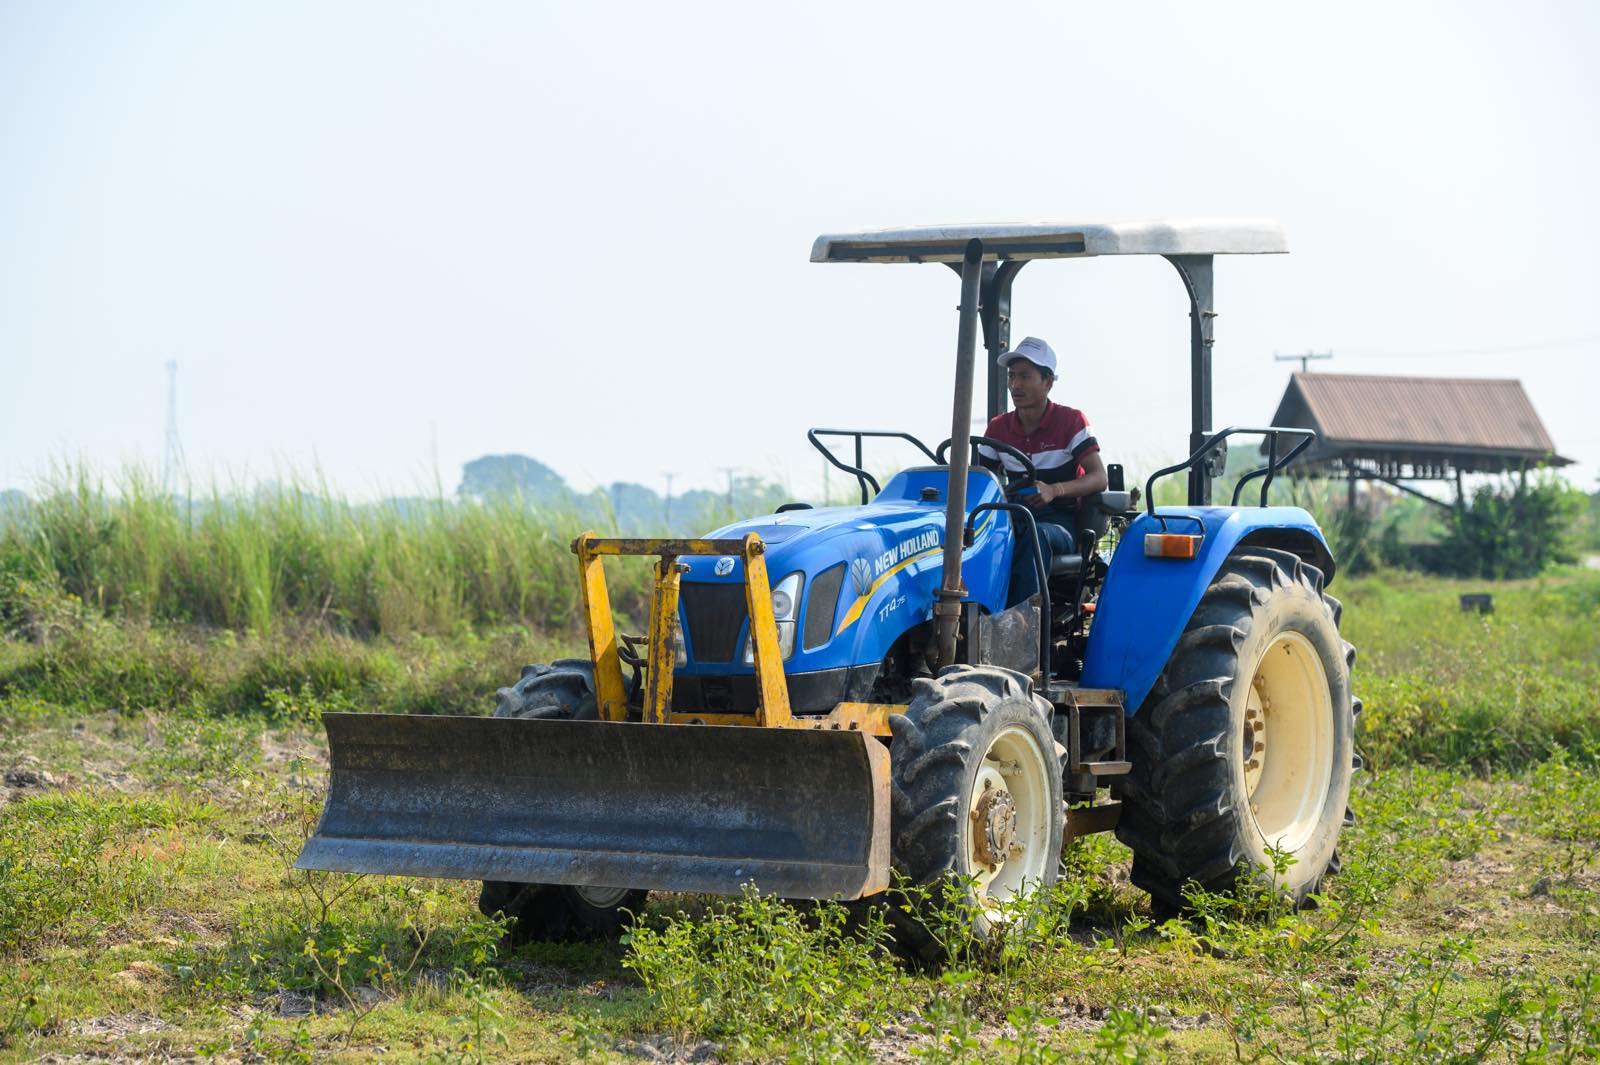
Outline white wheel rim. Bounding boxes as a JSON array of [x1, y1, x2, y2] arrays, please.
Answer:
[[572, 885, 632, 909], [965, 723, 1052, 915], [1243, 631, 1333, 854]]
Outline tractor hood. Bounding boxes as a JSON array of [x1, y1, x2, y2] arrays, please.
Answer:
[[674, 467, 1014, 687]]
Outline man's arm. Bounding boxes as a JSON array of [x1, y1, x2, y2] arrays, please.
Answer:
[[1034, 451, 1108, 504]]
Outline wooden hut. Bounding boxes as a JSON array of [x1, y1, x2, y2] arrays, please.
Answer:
[[1267, 373, 1571, 508]]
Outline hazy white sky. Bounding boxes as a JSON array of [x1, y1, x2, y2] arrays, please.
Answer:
[[4, 1, 1598, 499]]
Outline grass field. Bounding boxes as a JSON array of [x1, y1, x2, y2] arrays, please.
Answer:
[[2, 513, 1598, 1060]]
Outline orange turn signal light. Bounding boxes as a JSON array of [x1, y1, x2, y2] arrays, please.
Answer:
[[1144, 533, 1201, 560]]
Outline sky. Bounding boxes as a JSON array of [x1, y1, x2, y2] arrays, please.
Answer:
[[3, 1, 1598, 501]]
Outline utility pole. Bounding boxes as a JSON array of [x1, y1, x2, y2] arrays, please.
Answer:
[[718, 466, 738, 510], [162, 360, 184, 492], [1274, 350, 1333, 373], [662, 472, 677, 530]]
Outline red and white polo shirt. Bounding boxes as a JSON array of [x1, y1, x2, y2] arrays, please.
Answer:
[[977, 402, 1099, 523]]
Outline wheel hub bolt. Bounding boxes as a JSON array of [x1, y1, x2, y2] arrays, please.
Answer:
[[972, 787, 1018, 868]]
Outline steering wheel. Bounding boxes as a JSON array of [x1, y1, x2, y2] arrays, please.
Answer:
[[935, 435, 1038, 498]]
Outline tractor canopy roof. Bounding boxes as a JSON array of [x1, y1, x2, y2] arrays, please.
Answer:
[[810, 218, 1287, 264]]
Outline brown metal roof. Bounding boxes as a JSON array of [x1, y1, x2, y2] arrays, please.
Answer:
[[1270, 373, 1571, 465]]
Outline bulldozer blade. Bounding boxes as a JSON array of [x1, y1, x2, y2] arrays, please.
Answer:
[[296, 713, 892, 900]]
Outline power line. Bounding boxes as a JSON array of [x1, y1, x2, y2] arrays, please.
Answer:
[[1341, 334, 1600, 361]]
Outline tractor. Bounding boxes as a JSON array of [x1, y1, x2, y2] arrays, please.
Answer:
[[298, 219, 1358, 961]]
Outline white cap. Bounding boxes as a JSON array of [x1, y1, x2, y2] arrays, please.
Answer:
[[997, 336, 1057, 374]]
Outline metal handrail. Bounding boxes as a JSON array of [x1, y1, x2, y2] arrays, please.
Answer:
[[807, 429, 939, 505], [1144, 426, 1317, 517], [1231, 431, 1316, 508]]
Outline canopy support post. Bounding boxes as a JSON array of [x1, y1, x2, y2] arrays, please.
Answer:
[[1165, 255, 1217, 505], [946, 260, 1028, 424]]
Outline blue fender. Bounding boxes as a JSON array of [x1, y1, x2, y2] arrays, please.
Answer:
[[1080, 507, 1332, 713]]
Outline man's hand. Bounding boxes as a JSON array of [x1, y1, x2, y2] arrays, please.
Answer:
[[1023, 482, 1062, 507], [1023, 453, 1110, 507]]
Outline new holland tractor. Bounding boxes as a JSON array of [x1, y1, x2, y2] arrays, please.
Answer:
[[298, 219, 1358, 961]]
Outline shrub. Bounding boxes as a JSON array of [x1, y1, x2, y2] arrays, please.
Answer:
[[1438, 474, 1585, 579], [622, 889, 907, 1058]]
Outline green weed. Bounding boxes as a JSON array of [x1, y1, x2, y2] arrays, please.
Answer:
[[1512, 751, 1600, 884], [0, 968, 50, 1051], [170, 781, 507, 1012], [140, 701, 265, 782], [0, 791, 215, 953], [1221, 937, 1600, 1063], [622, 887, 908, 1060], [425, 969, 511, 1064], [1342, 570, 1600, 770]]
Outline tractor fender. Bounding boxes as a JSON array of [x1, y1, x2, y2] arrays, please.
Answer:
[[1080, 506, 1331, 713]]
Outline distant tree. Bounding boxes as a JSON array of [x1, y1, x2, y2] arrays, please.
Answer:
[[603, 482, 666, 533], [592, 476, 794, 535], [457, 454, 570, 503]]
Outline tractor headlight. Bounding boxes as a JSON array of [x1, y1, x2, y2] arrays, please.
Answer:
[[769, 572, 802, 623], [745, 572, 802, 662]]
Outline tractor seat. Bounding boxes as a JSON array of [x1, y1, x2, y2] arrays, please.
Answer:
[[1050, 553, 1084, 578], [1042, 490, 1134, 581]]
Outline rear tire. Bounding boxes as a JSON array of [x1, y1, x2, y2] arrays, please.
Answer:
[[885, 667, 1063, 965], [1116, 548, 1354, 911], [478, 660, 647, 943]]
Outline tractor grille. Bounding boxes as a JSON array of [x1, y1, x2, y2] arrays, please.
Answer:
[[681, 582, 749, 663]]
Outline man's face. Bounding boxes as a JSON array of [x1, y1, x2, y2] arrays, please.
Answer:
[[1006, 360, 1053, 409]]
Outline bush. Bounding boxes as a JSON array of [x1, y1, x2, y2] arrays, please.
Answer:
[[1437, 474, 1585, 579], [1573, 487, 1600, 553], [621, 889, 907, 1058]]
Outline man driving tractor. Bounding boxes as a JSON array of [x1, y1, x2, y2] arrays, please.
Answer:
[[977, 336, 1108, 605]]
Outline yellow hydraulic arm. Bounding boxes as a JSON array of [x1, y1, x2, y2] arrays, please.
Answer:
[[572, 532, 902, 734]]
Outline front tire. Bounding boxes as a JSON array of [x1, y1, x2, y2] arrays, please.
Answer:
[[478, 880, 646, 946], [1117, 548, 1354, 910], [478, 660, 647, 943], [886, 667, 1064, 964]]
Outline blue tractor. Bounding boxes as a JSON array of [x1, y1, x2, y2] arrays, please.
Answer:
[[298, 219, 1357, 960]]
